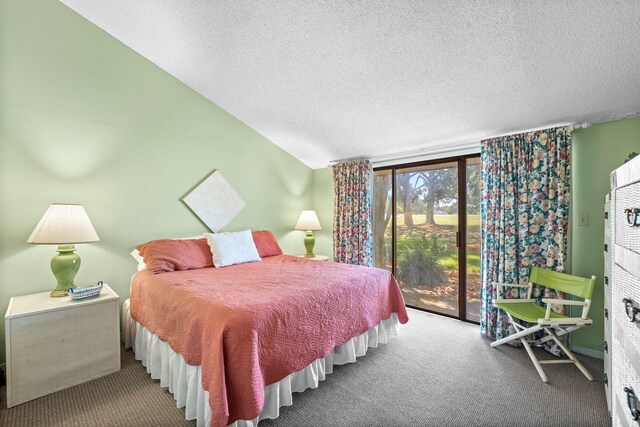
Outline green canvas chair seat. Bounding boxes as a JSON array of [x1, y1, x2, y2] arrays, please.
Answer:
[[490, 266, 596, 383], [495, 301, 566, 324]]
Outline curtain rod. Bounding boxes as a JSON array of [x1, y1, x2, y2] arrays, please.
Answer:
[[329, 121, 590, 165], [367, 141, 480, 164], [329, 141, 479, 165]]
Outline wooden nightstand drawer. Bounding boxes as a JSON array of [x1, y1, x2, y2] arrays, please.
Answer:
[[5, 284, 120, 408]]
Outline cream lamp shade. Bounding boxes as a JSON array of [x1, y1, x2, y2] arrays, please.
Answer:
[[27, 204, 99, 297], [294, 210, 322, 231], [27, 204, 100, 244], [295, 210, 321, 258]]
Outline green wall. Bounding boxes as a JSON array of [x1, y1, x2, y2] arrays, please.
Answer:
[[311, 167, 334, 259], [570, 118, 640, 354], [0, 0, 319, 364]]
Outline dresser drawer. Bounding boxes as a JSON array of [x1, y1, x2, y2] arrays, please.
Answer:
[[612, 265, 640, 427], [612, 266, 640, 374], [615, 181, 640, 256]]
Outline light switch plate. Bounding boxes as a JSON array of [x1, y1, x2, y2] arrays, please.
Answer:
[[578, 212, 589, 226]]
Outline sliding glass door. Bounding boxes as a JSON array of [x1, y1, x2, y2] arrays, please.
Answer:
[[394, 162, 460, 317], [373, 155, 481, 322]]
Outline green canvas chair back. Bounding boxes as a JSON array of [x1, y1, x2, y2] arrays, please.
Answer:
[[529, 267, 596, 300]]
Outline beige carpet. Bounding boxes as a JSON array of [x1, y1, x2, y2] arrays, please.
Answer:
[[0, 309, 610, 426], [0, 345, 193, 427]]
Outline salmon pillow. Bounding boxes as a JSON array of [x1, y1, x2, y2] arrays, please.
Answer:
[[252, 230, 283, 257], [136, 238, 213, 273]]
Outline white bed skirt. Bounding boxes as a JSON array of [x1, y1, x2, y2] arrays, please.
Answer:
[[122, 299, 400, 427]]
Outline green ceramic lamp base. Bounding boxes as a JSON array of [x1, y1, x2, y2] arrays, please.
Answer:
[[50, 244, 81, 297], [303, 231, 316, 258]]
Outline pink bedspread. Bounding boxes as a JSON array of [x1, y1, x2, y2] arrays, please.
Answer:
[[130, 255, 408, 427]]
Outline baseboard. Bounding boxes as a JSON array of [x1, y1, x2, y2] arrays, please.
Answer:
[[571, 345, 604, 360]]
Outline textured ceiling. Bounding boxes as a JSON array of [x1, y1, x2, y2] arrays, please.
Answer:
[[60, 0, 640, 169]]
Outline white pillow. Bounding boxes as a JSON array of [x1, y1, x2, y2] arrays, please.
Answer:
[[130, 235, 204, 271], [204, 230, 261, 268], [130, 249, 147, 271]]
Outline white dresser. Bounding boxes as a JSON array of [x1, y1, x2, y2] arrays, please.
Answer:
[[5, 284, 120, 408], [609, 155, 640, 426]]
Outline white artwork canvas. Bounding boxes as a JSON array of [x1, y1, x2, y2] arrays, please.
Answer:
[[182, 170, 245, 232]]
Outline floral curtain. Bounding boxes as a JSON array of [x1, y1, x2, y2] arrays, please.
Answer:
[[480, 126, 571, 355], [332, 159, 373, 266]]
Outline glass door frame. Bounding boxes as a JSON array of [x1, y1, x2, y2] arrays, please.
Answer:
[[373, 153, 481, 324]]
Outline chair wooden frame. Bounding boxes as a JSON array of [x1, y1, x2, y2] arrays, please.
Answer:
[[490, 267, 597, 383]]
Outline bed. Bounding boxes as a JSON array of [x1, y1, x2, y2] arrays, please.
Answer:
[[123, 250, 408, 427]]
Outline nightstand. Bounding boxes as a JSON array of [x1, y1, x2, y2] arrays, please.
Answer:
[[5, 284, 120, 407], [297, 255, 329, 261]]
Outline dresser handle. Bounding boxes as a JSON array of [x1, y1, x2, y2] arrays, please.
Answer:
[[623, 298, 640, 323], [624, 387, 640, 422], [604, 341, 608, 352], [604, 243, 608, 252], [604, 373, 608, 386], [605, 308, 609, 319], [605, 211, 608, 219], [605, 276, 609, 286], [625, 208, 640, 227]]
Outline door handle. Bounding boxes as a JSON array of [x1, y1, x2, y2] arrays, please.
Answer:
[[625, 387, 640, 422], [625, 208, 640, 227], [623, 298, 640, 323]]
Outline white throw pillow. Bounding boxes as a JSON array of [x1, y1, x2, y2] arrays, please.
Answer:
[[204, 230, 262, 268], [130, 249, 147, 271]]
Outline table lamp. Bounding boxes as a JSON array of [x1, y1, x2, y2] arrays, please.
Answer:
[[27, 204, 100, 297], [294, 210, 322, 258]]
